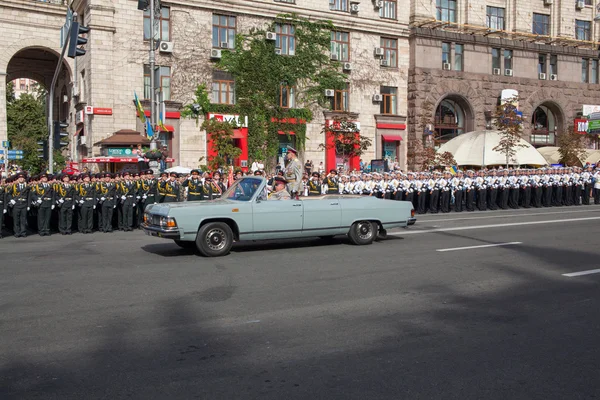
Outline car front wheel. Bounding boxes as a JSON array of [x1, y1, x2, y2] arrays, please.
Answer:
[[195, 222, 234, 257], [348, 221, 376, 245]]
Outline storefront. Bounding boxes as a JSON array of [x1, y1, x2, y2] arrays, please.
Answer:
[[374, 116, 406, 170], [324, 119, 361, 172], [206, 113, 249, 172]]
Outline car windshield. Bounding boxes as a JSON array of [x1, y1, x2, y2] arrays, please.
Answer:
[[222, 177, 263, 201]]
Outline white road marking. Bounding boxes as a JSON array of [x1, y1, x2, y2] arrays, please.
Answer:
[[562, 269, 600, 277], [436, 242, 522, 252], [390, 216, 600, 236], [417, 208, 599, 223]]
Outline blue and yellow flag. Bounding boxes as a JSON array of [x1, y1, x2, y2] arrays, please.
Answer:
[[134, 92, 146, 124], [450, 165, 458, 175], [158, 109, 168, 132], [146, 119, 154, 138]]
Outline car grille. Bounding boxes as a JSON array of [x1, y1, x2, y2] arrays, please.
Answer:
[[151, 215, 161, 226]]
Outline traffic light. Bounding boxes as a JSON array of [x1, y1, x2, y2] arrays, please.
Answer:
[[67, 21, 90, 58], [37, 140, 48, 160], [53, 121, 69, 150]]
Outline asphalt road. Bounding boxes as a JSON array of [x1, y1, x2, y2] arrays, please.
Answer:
[[1, 206, 599, 399]]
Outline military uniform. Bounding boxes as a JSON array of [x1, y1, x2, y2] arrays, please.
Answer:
[[162, 173, 180, 203], [32, 174, 55, 236], [55, 175, 76, 235], [76, 174, 96, 234], [98, 173, 117, 233], [7, 173, 31, 237], [118, 172, 138, 231], [268, 176, 291, 200], [183, 170, 204, 201], [284, 146, 302, 197]]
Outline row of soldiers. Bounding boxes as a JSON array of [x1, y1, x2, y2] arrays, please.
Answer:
[[303, 166, 600, 214], [0, 168, 227, 238]]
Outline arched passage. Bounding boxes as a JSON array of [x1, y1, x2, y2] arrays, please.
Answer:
[[432, 95, 475, 149], [529, 101, 565, 147]]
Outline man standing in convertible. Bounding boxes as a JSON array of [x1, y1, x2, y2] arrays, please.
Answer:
[[284, 146, 302, 199]]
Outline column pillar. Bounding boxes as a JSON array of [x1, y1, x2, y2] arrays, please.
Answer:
[[0, 71, 7, 143]]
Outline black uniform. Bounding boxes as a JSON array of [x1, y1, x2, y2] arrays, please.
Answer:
[[118, 179, 138, 231], [56, 181, 76, 234], [0, 184, 6, 237], [99, 180, 117, 232], [183, 178, 205, 201], [32, 181, 55, 236], [8, 180, 31, 237], [161, 180, 180, 203], [76, 181, 96, 233]]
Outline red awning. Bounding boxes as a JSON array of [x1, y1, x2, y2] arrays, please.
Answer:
[[159, 125, 175, 132], [278, 130, 296, 135], [82, 157, 175, 163], [382, 134, 403, 142]]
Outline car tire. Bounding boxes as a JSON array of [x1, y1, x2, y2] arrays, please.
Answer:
[[348, 221, 377, 245], [195, 222, 234, 257], [174, 240, 195, 250]]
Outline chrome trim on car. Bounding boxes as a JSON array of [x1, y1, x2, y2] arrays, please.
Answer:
[[142, 223, 181, 239], [407, 217, 416, 226]]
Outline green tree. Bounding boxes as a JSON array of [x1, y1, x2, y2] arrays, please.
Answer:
[[6, 81, 15, 104], [318, 116, 371, 171], [557, 126, 588, 166], [6, 92, 48, 173], [492, 97, 526, 167], [202, 118, 242, 170], [183, 14, 347, 167]]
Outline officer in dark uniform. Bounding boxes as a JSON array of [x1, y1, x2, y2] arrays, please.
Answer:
[[183, 169, 204, 201], [324, 170, 339, 194], [212, 171, 226, 198], [307, 172, 322, 196], [0, 176, 7, 238], [99, 173, 117, 233], [32, 172, 55, 236], [163, 172, 180, 203], [119, 171, 138, 231], [7, 172, 31, 237], [76, 173, 96, 234], [157, 171, 169, 203], [56, 174, 76, 235], [141, 169, 158, 213]]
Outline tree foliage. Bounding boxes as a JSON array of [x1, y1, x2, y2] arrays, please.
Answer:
[[201, 118, 242, 170], [183, 14, 347, 167], [318, 116, 370, 170], [492, 97, 527, 167], [557, 126, 588, 167]]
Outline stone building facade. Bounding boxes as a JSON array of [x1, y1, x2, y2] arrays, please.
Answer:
[[408, 0, 600, 168], [0, 0, 412, 172]]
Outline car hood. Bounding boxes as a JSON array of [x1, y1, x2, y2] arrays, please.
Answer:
[[146, 199, 242, 215]]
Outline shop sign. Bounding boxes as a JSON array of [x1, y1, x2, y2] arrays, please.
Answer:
[[383, 142, 397, 159], [208, 113, 248, 128], [107, 148, 134, 156], [574, 119, 589, 134], [85, 106, 113, 115], [582, 105, 600, 116]]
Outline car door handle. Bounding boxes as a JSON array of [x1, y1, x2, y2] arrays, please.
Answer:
[[293, 203, 302, 207], [330, 202, 339, 205]]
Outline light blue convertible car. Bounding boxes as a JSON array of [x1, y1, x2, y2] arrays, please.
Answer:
[[142, 177, 416, 257]]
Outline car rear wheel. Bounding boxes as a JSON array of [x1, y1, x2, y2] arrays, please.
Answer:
[[195, 222, 234, 257], [174, 240, 195, 250], [348, 221, 376, 245]]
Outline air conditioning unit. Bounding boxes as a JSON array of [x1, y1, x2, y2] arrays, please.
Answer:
[[442, 62, 451, 70], [211, 49, 222, 59], [380, 59, 389, 67], [331, 53, 339, 61], [374, 47, 385, 57], [505, 68, 513, 76], [159, 41, 174, 53], [275, 48, 282, 55], [372, 93, 383, 102], [221, 42, 229, 49], [492, 68, 501, 75], [343, 62, 352, 70], [544, 0, 553, 4], [266, 32, 277, 41], [539, 72, 547, 80], [576, 0, 585, 9], [550, 74, 558, 80], [324, 89, 335, 97], [374, 0, 383, 8], [350, 2, 360, 13]]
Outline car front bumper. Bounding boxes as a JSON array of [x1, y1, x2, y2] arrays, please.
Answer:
[[142, 224, 181, 239]]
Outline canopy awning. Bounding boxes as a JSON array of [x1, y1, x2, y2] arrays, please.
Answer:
[[82, 156, 175, 163], [93, 129, 150, 146], [381, 134, 403, 142]]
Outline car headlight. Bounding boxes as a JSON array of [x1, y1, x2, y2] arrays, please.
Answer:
[[143, 213, 149, 223], [159, 216, 177, 228]]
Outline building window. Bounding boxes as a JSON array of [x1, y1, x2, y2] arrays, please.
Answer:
[[550, 55, 558, 75], [454, 44, 463, 71], [279, 85, 296, 108], [434, 99, 464, 148], [582, 59, 589, 83], [504, 50, 513, 70], [492, 48, 501, 70], [380, 86, 397, 115], [436, 0, 456, 22], [532, 13, 550, 36], [212, 80, 235, 105], [576, 20, 591, 41], [380, 37, 398, 68], [329, 0, 349, 12], [592, 59, 598, 84], [486, 6, 505, 30], [379, 0, 397, 20], [538, 54, 547, 74], [442, 42, 451, 66], [144, 65, 171, 100], [531, 105, 556, 146], [144, 7, 170, 41], [331, 84, 349, 112], [331, 31, 350, 62], [212, 14, 236, 49], [585, 0, 593, 5], [275, 23, 295, 55]]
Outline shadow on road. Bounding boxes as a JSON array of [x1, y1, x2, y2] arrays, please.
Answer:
[[1, 244, 599, 399]]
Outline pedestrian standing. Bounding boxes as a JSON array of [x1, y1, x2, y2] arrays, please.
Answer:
[[7, 172, 30, 238], [32, 173, 55, 236], [56, 174, 75, 235]]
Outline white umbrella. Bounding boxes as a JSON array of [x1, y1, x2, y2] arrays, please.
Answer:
[[437, 130, 548, 167], [165, 166, 192, 174]]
